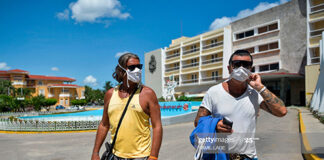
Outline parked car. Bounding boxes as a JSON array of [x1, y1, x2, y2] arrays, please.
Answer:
[[55, 105, 65, 110]]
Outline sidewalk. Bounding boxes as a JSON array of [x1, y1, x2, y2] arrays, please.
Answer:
[[299, 107, 324, 160]]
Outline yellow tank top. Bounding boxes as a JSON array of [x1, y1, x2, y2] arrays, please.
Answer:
[[108, 85, 151, 158]]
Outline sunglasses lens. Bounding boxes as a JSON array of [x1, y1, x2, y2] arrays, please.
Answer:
[[127, 64, 143, 71], [232, 60, 252, 68]]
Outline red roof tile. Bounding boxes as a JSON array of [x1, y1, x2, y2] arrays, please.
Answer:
[[49, 84, 80, 87], [28, 75, 75, 81], [8, 69, 29, 74]]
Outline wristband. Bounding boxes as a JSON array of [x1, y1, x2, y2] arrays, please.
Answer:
[[149, 155, 158, 160], [258, 86, 267, 94]]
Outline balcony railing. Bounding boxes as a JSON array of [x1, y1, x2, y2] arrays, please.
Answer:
[[311, 3, 324, 14], [182, 62, 199, 69], [202, 57, 223, 65], [166, 53, 180, 59], [12, 81, 26, 85], [48, 94, 54, 98], [310, 28, 324, 37], [201, 76, 222, 82], [183, 48, 199, 55], [59, 93, 71, 97], [182, 79, 198, 84], [311, 56, 320, 64], [165, 66, 179, 72], [203, 41, 223, 50]]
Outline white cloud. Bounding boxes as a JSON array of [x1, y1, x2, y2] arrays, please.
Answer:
[[115, 51, 129, 58], [83, 75, 97, 86], [56, 9, 70, 20], [51, 67, 59, 71], [209, 0, 290, 30], [57, 0, 130, 26], [0, 62, 11, 70]]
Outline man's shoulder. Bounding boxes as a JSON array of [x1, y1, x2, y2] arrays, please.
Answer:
[[206, 82, 223, 94]]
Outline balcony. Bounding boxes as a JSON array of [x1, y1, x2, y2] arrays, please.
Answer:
[[311, 3, 324, 14], [80, 96, 85, 99], [310, 28, 324, 37], [48, 94, 54, 98], [12, 81, 26, 85], [182, 62, 199, 69], [311, 56, 320, 64], [181, 79, 198, 85], [201, 76, 222, 83], [166, 53, 180, 59], [202, 57, 223, 65], [203, 41, 223, 50], [183, 48, 199, 55], [59, 93, 71, 97], [165, 66, 179, 72]]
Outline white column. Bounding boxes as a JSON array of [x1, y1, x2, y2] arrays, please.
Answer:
[[179, 42, 183, 86], [199, 35, 203, 85]]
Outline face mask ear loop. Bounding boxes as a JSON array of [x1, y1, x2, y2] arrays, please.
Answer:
[[118, 63, 130, 88]]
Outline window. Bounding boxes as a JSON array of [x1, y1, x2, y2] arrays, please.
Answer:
[[191, 74, 197, 80], [38, 81, 43, 86], [211, 54, 218, 62], [39, 89, 45, 96], [269, 23, 278, 31], [60, 99, 64, 105], [174, 50, 179, 54], [270, 63, 279, 70], [235, 30, 254, 40], [259, 63, 279, 72], [258, 22, 278, 34], [258, 42, 279, 52], [62, 89, 69, 93], [174, 63, 179, 67], [269, 42, 279, 49], [246, 47, 255, 54], [81, 91, 85, 97], [191, 59, 197, 64], [212, 71, 218, 80], [174, 77, 179, 82], [65, 99, 69, 105], [190, 45, 197, 52]]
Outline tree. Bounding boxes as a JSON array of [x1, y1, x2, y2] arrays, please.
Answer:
[[0, 95, 14, 112], [104, 81, 113, 92], [43, 98, 57, 111], [32, 95, 46, 111], [71, 99, 87, 106]]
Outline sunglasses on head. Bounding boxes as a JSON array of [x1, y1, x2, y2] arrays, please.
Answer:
[[127, 64, 143, 71], [231, 60, 252, 69]]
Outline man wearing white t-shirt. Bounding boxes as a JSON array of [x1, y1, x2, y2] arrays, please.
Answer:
[[194, 50, 287, 160]]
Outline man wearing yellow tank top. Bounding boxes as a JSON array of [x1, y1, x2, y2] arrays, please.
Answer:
[[92, 53, 163, 160]]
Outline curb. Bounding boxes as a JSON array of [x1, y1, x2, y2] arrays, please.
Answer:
[[298, 109, 323, 160], [0, 129, 97, 134]]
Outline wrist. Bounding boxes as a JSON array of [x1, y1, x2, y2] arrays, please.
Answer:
[[255, 84, 264, 92], [149, 155, 158, 160]]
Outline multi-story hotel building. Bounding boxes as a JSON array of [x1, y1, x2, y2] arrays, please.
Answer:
[[0, 69, 85, 107], [231, 0, 306, 106], [306, 0, 323, 105], [145, 0, 307, 105], [145, 26, 232, 98]]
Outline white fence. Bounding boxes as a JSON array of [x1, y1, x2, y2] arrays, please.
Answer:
[[0, 119, 100, 131]]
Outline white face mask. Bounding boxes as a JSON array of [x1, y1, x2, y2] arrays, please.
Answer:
[[230, 66, 252, 82], [118, 64, 142, 87]]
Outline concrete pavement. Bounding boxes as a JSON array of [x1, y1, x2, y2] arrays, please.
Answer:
[[0, 108, 307, 160]]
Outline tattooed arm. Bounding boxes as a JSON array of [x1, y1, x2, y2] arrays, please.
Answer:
[[248, 74, 287, 117], [194, 107, 211, 127]]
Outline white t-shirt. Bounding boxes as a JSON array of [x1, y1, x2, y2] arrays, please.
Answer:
[[201, 82, 263, 157]]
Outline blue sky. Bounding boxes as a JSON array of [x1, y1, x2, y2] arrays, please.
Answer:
[[0, 0, 288, 89]]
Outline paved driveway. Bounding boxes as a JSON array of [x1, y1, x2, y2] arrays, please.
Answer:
[[0, 108, 302, 160]]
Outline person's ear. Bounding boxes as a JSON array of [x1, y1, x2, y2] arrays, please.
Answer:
[[227, 65, 231, 73]]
